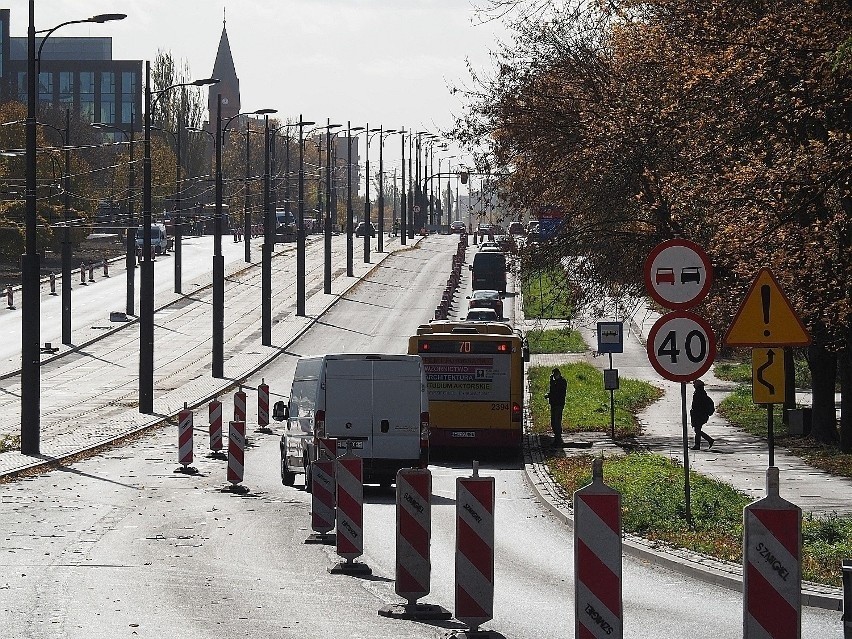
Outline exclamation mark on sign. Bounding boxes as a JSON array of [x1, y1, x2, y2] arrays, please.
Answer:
[[761, 284, 771, 337]]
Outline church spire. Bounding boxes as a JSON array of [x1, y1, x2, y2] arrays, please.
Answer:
[[208, 10, 240, 123]]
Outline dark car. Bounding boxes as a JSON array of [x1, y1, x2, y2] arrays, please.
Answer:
[[464, 308, 501, 322], [274, 210, 296, 243], [355, 222, 376, 237], [450, 220, 467, 234], [508, 221, 525, 236], [467, 289, 504, 319]]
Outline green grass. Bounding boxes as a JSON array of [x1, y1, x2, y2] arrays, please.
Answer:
[[714, 360, 751, 383], [0, 433, 19, 453], [548, 453, 852, 586], [521, 267, 575, 319], [715, 349, 816, 388], [526, 328, 587, 354], [529, 363, 662, 439]]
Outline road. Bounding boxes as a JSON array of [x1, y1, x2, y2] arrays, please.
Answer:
[[0, 235, 841, 638]]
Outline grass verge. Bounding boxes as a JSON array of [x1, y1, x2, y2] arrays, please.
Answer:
[[547, 453, 852, 586], [529, 363, 661, 439], [526, 328, 587, 354], [521, 267, 575, 319]]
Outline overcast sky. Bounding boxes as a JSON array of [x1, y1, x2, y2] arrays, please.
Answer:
[[11, 0, 510, 169]]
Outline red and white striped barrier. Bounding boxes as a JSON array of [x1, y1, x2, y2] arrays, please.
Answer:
[[175, 403, 197, 474], [49, 272, 57, 295], [257, 379, 270, 429], [80, 262, 86, 285], [330, 452, 370, 574], [234, 386, 246, 423], [103, 258, 109, 277], [318, 436, 338, 460], [574, 457, 622, 639], [88, 263, 95, 283], [306, 459, 336, 543], [377, 468, 451, 620], [6, 285, 14, 310], [208, 398, 223, 455], [454, 462, 495, 633], [744, 467, 801, 638], [225, 420, 248, 493]]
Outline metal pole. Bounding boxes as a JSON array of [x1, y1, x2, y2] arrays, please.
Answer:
[[408, 134, 414, 239], [377, 126, 384, 252], [681, 381, 692, 526], [324, 119, 332, 294], [174, 89, 183, 293], [297, 115, 306, 316], [21, 0, 40, 454], [244, 122, 251, 262], [126, 116, 135, 316], [262, 114, 272, 346], [213, 94, 224, 376], [346, 122, 354, 276], [140, 60, 154, 413], [363, 124, 370, 264], [400, 131, 407, 246], [61, 108, 72, 344], [768, 404, 775, 467]]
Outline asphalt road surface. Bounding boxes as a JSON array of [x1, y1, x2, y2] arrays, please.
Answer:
[[0, 235, 840, 638]]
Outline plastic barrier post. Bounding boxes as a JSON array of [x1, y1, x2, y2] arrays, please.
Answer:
[[379, 468, 451, 620], [208, 398, 224, 457], [574, 457, 623, 639], [234, 386, 247, 423], [80, 263, 87, 285], [103, 258, 109, 277], [306, 459, 337, 545], [6, 285, 14, 310], [224, 420, 248, 494], [257, 379, 270, 430], [175, 402, 198, 474], [318, 437, 338, 460], [88, 263, 95, 282], [49, 272, 57, 295], [330, 450, 371, 574], [452, 461, 496, 637], [743, 467, 801, 638]]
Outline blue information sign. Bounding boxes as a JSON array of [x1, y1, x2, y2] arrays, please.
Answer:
[[597, 322, 624, 354]]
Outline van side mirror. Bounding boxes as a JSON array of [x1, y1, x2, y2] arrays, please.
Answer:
[[468, 264, 473, 271], [272, 400, 288, 422]]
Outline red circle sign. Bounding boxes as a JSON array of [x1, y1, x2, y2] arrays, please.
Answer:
[[647, 311, 717, 382], [644, 239, 713, 309]]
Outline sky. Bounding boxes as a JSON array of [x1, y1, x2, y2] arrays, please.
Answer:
[[10, 0, 513, 171]]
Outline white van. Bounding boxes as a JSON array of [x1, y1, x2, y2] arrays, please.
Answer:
[[135, 223, 171, 255], [275, 354, 430, 488]]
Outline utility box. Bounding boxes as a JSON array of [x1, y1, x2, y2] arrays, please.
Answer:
[[787, 407, 812, 436]]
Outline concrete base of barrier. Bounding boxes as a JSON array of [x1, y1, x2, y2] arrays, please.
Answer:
[[447, 631, 506, 639], [254, 426, 273, 434], [304, 532, 335, 545], [207, 451, 227, 460], [220, 484, 249, 494], [173, 465, 199, 475], [378, 603, 452, 621], [329, 559, 371, 575]]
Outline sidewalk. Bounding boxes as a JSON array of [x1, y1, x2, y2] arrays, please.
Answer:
[[515, 295, 847, 609], [0, 234, 419, 480]]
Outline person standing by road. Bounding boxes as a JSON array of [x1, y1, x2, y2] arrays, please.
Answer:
[[545, 367, 567, 445], [690, 379, 715, 450]]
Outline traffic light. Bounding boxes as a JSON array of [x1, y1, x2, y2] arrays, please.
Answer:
[[459, 171, 469, 185]]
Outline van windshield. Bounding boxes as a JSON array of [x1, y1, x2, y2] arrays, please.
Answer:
[[136, 227, 162, 239], [473, 252, 506, 272]]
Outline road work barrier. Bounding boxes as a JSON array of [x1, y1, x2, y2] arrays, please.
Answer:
[[88, 263, 95, 282], [208, 398, 224, 456], [257, 379, 270, 429], [6, 285, 14, 310], [744, 466, 801, 638], [453, 461, 495, 636], [306, 459, 336, 544], [102, 258, 109, 277], [379, 468, 451, 621], [225, 420, 248, 493], [234, 386, 246, 423], [175, 402, 197, 474], [330, 450, 370, 574], [80, 262, 86, 285], [49, 272, 57, 295], [574, 457, 622, 639]]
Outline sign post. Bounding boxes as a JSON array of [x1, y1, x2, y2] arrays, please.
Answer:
[[597, 321, 624, 439]]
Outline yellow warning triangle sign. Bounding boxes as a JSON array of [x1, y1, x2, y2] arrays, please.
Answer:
[[725, 268, 811, 347]]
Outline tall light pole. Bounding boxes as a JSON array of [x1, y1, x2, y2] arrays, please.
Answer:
[[212, 98, 277, 377], [262, 114, 272, 345], [376, 128, 398, 253], [363, 125, 382, 263], [346, 123, 365, 276], [399, 129, 407, 246], [296, 117, 317, 316], [22, 5, 125, 454], [320, 121, 343, 293]]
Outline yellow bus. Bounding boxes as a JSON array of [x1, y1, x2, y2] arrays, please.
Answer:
[[408, 321, 527, 450]]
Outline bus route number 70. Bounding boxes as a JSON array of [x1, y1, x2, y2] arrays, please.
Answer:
[[646, 311, 716, 383]]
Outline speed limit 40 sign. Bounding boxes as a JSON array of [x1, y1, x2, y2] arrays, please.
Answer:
[[647, 311, 717, 382]]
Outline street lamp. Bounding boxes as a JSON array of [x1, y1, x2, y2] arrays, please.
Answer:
[[297, 116, 316, 316], [141, 69, 219, 408], [322, 120, 342, 294], [211, 98, 277, 377], [363, 125, 382, 263], [22, 3, 125, 454], [398, 129, 408, 246], [345, 123, 365, 276], [376, 128, 398, 253]]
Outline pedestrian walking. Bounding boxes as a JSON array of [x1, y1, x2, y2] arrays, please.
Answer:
[[690, 379, 715, 450], [544, 367, 567, 445]]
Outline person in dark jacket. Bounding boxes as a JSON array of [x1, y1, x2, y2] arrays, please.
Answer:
[[545, 368, 567, 445], [690, 379, 715, 450]]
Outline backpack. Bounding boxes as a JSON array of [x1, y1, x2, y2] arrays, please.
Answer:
[[703, 394, 715, 416]]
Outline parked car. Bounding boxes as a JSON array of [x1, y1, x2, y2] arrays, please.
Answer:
[[450, 220, 467, 234], [467, 289, 503, 319], [478, 240, 500, 251], [508, 221, 525, 236], [355, 222, 377, 237], [274, 209, 296, 243], [464, 308, 501, 322]]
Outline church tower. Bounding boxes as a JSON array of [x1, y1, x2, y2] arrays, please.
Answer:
[[208, 11, 240, 126]]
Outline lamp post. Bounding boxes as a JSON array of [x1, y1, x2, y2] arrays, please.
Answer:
[[323, 120, 342, 293], [22, 5, 125, 453], [262, 114, 272, 345], [211, 97, 277, 377], [346, 123, 365, 276], [297, 116, 316, 316], [363, 125, 382, 263], [376, 128, 398, 253], [399, 129, 407, 246]]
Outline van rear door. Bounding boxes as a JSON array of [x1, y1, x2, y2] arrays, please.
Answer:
[[370, 359, 422, 461], [323, 358, 373, 456]]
